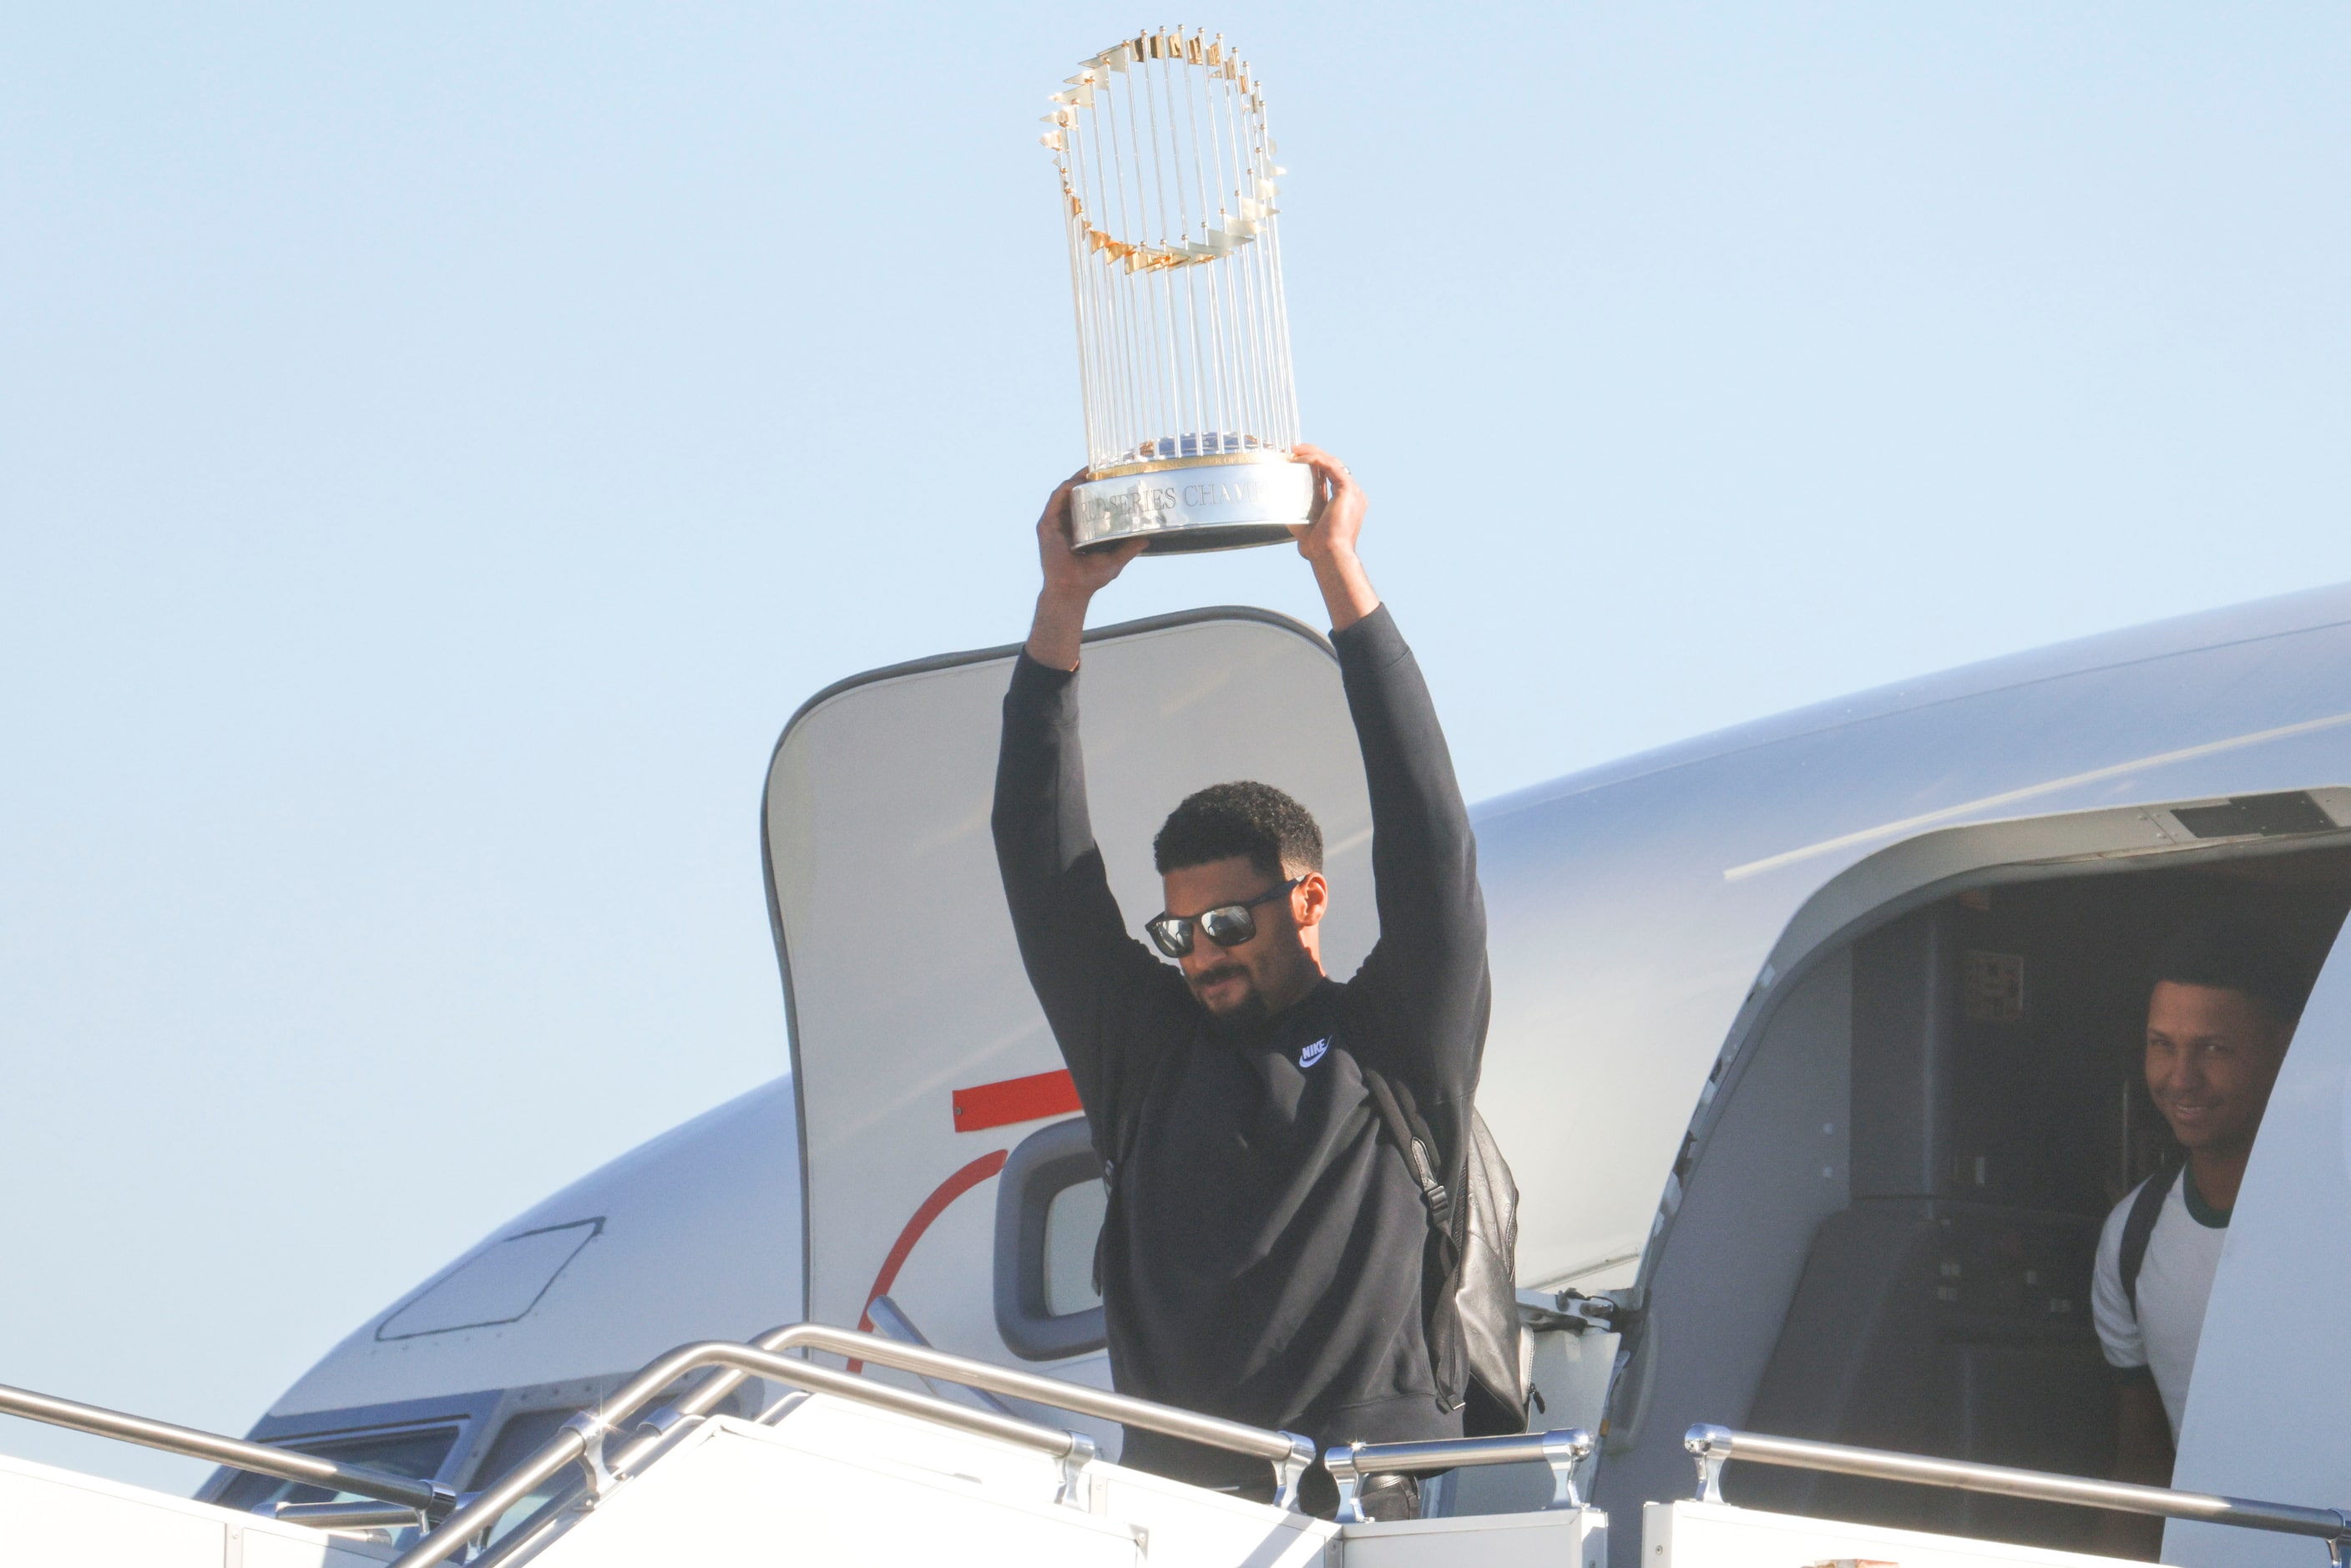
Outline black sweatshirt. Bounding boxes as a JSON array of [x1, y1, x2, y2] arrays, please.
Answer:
[[992, 605, 1490, 1489]]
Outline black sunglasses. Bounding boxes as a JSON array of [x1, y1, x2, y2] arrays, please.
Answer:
[[1145, 878, 1302, 959]]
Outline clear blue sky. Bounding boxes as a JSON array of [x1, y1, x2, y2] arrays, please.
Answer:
[[3, 4, 2343, 1492]]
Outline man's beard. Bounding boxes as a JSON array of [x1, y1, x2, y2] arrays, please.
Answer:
[[1190, 963, 1271, 1031]]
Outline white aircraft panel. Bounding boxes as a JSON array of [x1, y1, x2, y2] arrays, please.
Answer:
[[2164, 927, 2351, 1565]]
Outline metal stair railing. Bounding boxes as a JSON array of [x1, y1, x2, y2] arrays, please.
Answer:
[[606, 1319, 1312, 1490], [1682, 1424, 2351, 1566], [862, 1293, 1018, 1417], [1325, 1428, 1595, 1522], [0, 1379, 454, 1526], [391, 1320, 1317, 1568]]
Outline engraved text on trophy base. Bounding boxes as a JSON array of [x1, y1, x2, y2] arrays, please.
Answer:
[[1071, 459, 1313, 553]]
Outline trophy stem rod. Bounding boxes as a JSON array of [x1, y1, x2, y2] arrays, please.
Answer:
[[1067, 180, 1098, 462], [1122, 73, 1165, 448], [1179, 51, 1222, 448], [1222, 67, 1253, 451], [1067, 123, 1095, 458], [1264, 185, 1299, 443], [1138, 89, 1172, 448], [1083, 114, 1116, 459], [1096, 99, 1130, 458], [1222, 65, 1260, 451], [1161, 61, 1206, 445], [1225, 73, 1269, 448], [1102, 76, 1144, 452], [1196, 65, 1231, 448]]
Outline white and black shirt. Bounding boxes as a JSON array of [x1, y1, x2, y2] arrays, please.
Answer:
[[2091, 1165, 2232, 1442]]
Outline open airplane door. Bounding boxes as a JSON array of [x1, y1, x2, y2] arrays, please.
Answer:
[[761, 609, 1373, 1443], [2164, 926, 2351, 1565]]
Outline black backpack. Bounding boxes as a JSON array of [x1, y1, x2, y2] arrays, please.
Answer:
[[1360, 1067, 1527, 1436]]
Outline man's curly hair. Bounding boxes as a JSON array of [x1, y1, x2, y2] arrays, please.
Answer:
[[2151, 918, 2317, 1024], [1153, 781, 1323, 882]]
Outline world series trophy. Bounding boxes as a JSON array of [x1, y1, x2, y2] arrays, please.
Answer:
[[1041, 28, 1312, 553]]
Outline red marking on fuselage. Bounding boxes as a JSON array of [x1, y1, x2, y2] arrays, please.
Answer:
[[849, 1147, 1009, 1373], [953, 1069, 1081, 1133]]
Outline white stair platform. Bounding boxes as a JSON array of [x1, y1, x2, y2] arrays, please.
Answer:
[[1644, 1500, 2141, 1568], [0, 1447, 393, 1568], [1337, 1507, 1605, 1568]]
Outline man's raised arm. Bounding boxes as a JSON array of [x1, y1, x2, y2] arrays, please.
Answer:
[[1291, 446, 1489, 1101], [990, 475, 1158, 1118]]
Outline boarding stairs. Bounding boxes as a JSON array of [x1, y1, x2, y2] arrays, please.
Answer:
[[3, 1322, 2346, 1567]]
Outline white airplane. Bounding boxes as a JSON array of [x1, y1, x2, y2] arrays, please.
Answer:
[[10, 582, 2351, 1568]]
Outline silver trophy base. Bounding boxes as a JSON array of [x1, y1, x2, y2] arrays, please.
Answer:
[[1071, 459, 1312, 554]]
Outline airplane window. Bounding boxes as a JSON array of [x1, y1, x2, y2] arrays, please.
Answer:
[[469, 1406, 588, 1546], [993, 1116, 1109, 1360], [376, 1219, 603, 1341], [472, 1406, 579, 1490], [1043, 1179, 1107, 1318], [215, 1423, 459, 1514]]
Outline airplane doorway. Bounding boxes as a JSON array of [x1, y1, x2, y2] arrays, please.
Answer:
[[1600, 834, 2351, 1558]]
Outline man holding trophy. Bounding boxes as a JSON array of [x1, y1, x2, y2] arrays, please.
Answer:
[[995, 32, 1494, 1517], [991, 447, 1492, 1518]]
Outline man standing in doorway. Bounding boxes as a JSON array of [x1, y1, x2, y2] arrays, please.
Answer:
[[2093, 918, 2307, 1553], [991, 448, 1489, 1519]]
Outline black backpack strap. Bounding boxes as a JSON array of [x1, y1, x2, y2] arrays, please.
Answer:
[[2121, 1162, 2181, 1317], [1361, 1066, 1454, 1238], [1090, 1058, 1160, 1296], [1094, 1088, 1140, 1192]]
